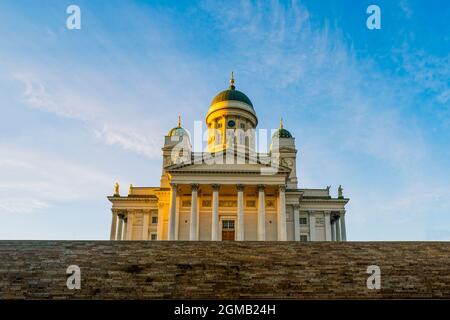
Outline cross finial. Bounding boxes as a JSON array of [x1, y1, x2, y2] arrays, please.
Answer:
[[280, 117, 283, 129], [230, 71, 235, 90], [177, 115, 181, 128]]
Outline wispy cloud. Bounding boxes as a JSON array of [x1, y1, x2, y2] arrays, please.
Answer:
[[94, 124, 161, 158], [206, 0, 426, 168], [399, 0, 413, 18], [13, 73, 98, 122], [12, 72, 165, 159], [0, 198, 49, 214], [0, 145, 114, 213]]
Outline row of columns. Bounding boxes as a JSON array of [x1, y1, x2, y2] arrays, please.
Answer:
[[331, 211, 347, 241], [110, 195, 346, 242], [168, 183, 287, 241], [110, 213, 129, 240], [110, 210, 152, 240], [293, 210, 345, 242]]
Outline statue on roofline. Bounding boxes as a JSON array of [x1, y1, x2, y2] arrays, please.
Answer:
[[338, 185, 344, 198]]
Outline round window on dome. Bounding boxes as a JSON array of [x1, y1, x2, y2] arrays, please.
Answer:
[[227, 120, 236, 128]]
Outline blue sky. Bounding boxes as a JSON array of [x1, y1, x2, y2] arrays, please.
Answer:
[[0, 0, 449, 240]]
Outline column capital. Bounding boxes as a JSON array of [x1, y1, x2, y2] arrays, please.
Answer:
[[257, 184, 265, 191], [191, 184, 199, 191], [331, 212, 340, 220], [236, 184, 244, 192], [170, 182, 177, 188], [211, 184, 220, 191], [279, 184, 286, 192], [293, 204, 300, 210]]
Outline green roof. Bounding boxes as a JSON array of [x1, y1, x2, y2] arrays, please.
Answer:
[[211, 87, 254, 109], [272, 128, 293, 138], [168, 126, 188, 137]]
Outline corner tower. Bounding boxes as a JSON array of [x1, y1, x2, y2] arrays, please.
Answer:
[[271, 118, 298, 189], [160, 116, 191, 188]]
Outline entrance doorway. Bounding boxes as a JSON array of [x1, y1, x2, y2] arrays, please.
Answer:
[[221, 220, 235, 241]]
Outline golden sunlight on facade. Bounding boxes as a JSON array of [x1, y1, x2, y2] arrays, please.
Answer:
[[108, 75, 349, 241]]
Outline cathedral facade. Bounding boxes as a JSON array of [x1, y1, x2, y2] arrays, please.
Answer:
[[108, 76, 349, 241]]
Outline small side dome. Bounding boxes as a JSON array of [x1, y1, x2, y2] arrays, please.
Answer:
[[168, 127, 188, 137], [272, 128, 292, 138], [168, 115, 189, 137], [272, 117, 292, 138]]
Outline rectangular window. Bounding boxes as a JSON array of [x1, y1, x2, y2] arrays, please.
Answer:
[[299, 217, 308, 225], [240, 123, 245, 129], [151, 216, 158, 224], [222, 220, 235, 230], [300, 235, 308, 242], [150, 233, 157, 241]]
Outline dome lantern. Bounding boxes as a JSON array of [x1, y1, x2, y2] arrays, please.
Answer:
[[206, 73, 258, 152]]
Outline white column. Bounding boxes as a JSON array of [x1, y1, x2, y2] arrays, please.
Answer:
[[236, 184, 245, 241], [335, 217, 341, 241], [293, 205, 300, 241], [278, 185, 287, 241], [189, 184, 199, 241], [123, 217, 128, 240], [340, 211, 347, 241], [309, 211, 316, 241], [126, 212, 134, 240], [168, 183, 177, 240], [175, 196, 180, 240], [142, 211, 149, 240], [331, 220, 335, 241], [157, 203, 164, 240], [117, 215, 124, 240], [211, 184, 220, 241], [257, 185, 266, 241], [110, 210, 118, 240], [324, 211, 332, 241], [196, 192, 201, 240]]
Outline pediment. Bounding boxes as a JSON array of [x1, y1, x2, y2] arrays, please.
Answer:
[[166, 157, 291, 174]]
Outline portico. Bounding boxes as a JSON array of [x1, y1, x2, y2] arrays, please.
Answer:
[[164, 182, 289, 241]]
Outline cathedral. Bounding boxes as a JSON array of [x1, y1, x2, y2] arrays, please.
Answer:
[[108, 75, 349, 241]]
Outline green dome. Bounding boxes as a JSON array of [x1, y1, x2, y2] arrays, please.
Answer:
[[272, 128, 292, 138], [210, 88, 254, 109], [168, 126, 188, 137]]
